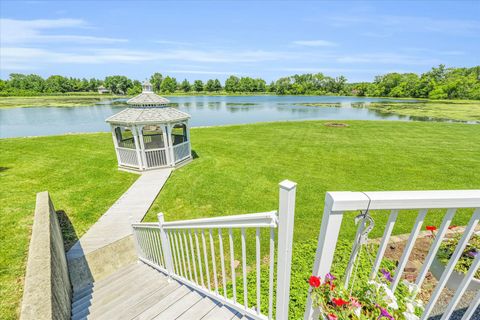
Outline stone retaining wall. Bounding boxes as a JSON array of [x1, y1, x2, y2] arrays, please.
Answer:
[[20, 191, 71, 320]]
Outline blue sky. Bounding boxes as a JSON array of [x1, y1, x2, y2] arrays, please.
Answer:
[[1, 1, 479, 82]]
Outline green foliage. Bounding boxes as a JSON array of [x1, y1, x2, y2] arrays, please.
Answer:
[[437, 234, 480, 278], [193, 79, 204, 92], [104, 75, 132, 94], [150, 72, 163, 92], [160, 76, 177, 93], [1, 65, 479, 99]]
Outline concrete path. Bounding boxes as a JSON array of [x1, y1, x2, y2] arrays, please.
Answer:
[[67, 169, 172, 260]]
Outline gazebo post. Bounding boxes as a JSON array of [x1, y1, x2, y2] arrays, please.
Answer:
[[132, 125, 144, 170], [110, 125, 121, 167], [137, 125, 148, 169], [161, 124, 171, 166], [166, 123, 175, 167], [185, 121, 191, 157]]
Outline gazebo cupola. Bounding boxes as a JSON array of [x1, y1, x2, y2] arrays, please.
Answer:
[[105, 80, 192, 171]]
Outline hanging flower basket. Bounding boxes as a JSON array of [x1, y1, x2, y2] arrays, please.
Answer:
[[309, 271, 424, 320]]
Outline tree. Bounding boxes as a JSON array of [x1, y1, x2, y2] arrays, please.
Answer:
[[45, 75, 72, 93], [150, 73, 163, 92], [104, 75, 132, 94], [205, 79, 215, 92], [193, 80, 204, 92], [180, 79, 191, 92], [225, 75, 240, 92], [160, 76, 177, 93], [213, 79, 222, 92]]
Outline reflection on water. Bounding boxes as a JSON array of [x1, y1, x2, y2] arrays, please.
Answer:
[[0, 95, 461, 138]]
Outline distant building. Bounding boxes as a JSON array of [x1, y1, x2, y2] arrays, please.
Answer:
[[98, 86, 110, 94]]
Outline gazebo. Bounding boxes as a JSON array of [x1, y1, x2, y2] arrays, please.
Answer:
[[105, 81, 192, 171]]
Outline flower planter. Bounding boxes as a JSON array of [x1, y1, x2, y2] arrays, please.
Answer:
[[430, 256, 480, 291]]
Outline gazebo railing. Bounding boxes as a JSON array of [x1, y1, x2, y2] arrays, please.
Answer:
[[144, 148, 168, 168], [131, 180, 297, 320], [117, 147, 138, 167], [173, 141, 191, 163]]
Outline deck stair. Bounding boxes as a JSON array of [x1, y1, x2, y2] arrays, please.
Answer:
[[70, 262, 245, 320]]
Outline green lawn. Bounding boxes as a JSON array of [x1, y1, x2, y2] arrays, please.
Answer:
[[0, 134, 137, 319], [1, 121, 480, 319]]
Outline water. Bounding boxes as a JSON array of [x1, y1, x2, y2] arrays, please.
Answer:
[[0, 96, 419, 138]]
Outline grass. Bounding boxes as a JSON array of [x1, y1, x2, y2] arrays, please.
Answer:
[[0, 133, 138, 319], [0, 95, 127, 108], [353, 100, 480, 122], [1, 120, 480, 319]]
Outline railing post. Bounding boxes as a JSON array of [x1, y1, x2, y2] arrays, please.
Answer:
[[158, 212, 175, 278], [275, 180, 297, 320], [304, 193, 344, 320]]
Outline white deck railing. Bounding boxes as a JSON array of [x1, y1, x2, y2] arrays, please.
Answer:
[[144, 148, 167, 168], [173, 141, 190, 163], [304, 190, 480, 320], [117, 147, 138, 167], [132, 180, 297, 320]]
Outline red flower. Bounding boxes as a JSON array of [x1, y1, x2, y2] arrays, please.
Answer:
[[327, 314, 338, 320], [332, 297, 349, 307], [426, 226, 437, 231], [309, 275, 321, 288]]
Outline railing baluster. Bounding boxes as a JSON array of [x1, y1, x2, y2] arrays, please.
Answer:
[[219, 228, 227, 299], [149, 228, 159, 265], [201, 230, 211, 291], [229, 228, 237, 303], [177, 229, 188, 280], [241, 227, 248, 309], [422, 209, 480, 319], [182, 231, 193, 281], [416, 208, 456, 287], [256, 227, 261, 314], [168, 230, 179, 275], [268, 227, 275, 320], [441, 252, 480, 320], [391, 209, 428, 291], [195, 229, 205, 287], [370, 210, 398, 280], [209, 229, 219, 295], [188, 230, 199, 284], [174, 230, 185, 278]]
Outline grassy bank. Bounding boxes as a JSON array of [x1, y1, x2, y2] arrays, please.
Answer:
[[1, 121, 480, 318], [353, 100, 480, 122], [0, 95, 127, 108]]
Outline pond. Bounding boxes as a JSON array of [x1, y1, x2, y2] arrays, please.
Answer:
[[0, 95, 420, 138]]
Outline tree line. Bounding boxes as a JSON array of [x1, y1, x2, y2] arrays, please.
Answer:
[[1, 65, 479, 100]]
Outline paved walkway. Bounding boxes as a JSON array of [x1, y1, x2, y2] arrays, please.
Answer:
[[67, 169, 172, 260]]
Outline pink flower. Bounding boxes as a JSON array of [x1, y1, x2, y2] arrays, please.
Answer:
[[309, 275, 321, 288], [325, 272, 336, 282], [350, 297, 361, 308], [327, 313, 338, 320]]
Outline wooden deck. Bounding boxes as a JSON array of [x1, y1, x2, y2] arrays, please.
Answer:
[[71, 262, 247, 320], [67, 169, 172, 260]]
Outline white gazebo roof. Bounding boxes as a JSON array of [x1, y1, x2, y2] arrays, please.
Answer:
[[105, 107, 190, 125], [127, 80, 170, 106]]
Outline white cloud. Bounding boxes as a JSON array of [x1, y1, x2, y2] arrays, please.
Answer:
[[292, 40, 337, 47], [0, 18, 127, 44], [166, 70, 243, 75]]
